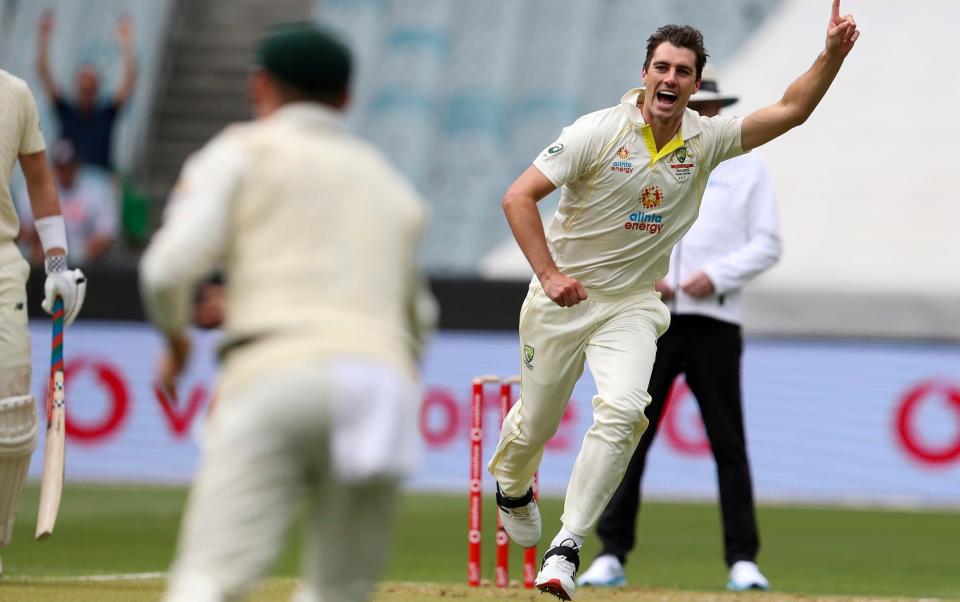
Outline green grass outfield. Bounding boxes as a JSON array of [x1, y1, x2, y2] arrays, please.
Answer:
[[0, 484, 958, 601]]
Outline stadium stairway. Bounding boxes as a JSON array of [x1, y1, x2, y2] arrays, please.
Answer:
[[140, 0, 313, 227]]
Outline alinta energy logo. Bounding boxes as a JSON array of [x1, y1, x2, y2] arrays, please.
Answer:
[[624, 186, 664, 234], [611, 146, 633, 174]]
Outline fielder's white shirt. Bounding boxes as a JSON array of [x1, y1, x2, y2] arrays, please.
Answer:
[[533, 88, 744, 294], [141, 103, 435, 387], [0, 70, 46, 267], [666, 152, 782, 325]]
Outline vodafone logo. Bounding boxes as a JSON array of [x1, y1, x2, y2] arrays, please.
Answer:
[[48, 357, 212, 444], [417, 386, 577, 451], [419, 388, 460, 446], [62, 358, 129, 442], [661, 378, 710, 456], [895, 380, 960, 466]]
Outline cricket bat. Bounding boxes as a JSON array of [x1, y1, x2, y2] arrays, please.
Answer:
[[36, 296, 65, 540]]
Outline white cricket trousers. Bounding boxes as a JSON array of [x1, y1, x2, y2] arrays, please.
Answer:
[[488, 283, 669, 536], [0, 258, 35, 550], [163, 357, 421, 602], [0, 259, 31, 395]]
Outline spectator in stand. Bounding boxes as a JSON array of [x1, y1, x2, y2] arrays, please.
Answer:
[[36, 10, 137, 173], [17, 139, 118, 266]]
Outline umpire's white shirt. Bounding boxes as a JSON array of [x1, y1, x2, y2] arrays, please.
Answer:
[[665, 152, 781, 325]]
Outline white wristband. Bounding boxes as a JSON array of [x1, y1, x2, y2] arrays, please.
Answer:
[[35, 215, 68, 255]]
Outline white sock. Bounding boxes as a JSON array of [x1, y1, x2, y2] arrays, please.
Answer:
[[550, 527, 584, 549]]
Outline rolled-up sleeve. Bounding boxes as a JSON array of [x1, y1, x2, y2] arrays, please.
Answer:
[[532, 115, 604, 187]]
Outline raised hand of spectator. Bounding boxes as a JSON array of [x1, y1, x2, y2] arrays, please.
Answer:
[[114, 14, 138, 107], [116, 15, 134, 49], [38, 10, 54, 40]]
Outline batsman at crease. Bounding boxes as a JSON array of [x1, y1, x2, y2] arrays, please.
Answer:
[[0, 69, 86, 574]]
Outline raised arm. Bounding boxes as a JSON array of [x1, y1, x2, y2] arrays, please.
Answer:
[[113, 15, 138, 107], [740, 0, 859, 151], [36, 11, 61, 100], [502, 166, 587, 307]]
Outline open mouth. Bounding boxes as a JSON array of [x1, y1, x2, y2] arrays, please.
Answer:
[[655, 90, 678, 108]]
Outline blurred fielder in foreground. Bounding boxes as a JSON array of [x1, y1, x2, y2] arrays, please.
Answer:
[[140, 23, 436, 602], [0, 69, 86, 574], [577, 68, 782, 592], [488, 2, 857, 599]]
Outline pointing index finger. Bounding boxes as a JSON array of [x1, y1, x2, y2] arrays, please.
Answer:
[[832, 0, 841, 20]]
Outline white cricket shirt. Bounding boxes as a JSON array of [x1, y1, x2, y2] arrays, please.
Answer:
[[0, 70, 46, 267], [533, 88, 744, 295], [140, 103, 435, 388]]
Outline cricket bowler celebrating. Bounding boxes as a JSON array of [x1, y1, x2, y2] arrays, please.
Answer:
[[141, 23, 436, 602], [0, 69, 86, 574], [489, 3, 859, 599]]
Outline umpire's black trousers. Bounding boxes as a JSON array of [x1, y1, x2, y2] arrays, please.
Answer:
[[595, 314, 760, 567]]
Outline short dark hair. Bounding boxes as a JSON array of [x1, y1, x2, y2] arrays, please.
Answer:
[[643, 25, 709, 81]]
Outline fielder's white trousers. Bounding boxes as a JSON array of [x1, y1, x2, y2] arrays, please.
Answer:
[[163, 357, 421, 602], [488, 283, 669, 536]]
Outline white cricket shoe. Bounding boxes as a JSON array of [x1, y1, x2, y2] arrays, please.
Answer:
[[495, 483, 540, 547], [727, 560, 770, 591], [577, 553, 626, 587], [535, 542, 580, 600]]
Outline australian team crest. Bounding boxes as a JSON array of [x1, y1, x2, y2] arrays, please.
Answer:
[[669, 146, 695, 182], [523, 344, 535, 369]]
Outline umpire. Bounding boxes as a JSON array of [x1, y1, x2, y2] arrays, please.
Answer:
[[578, 68, 782, 592]]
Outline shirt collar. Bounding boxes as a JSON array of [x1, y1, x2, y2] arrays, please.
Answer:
[[269, 102, 344, 130], [619, 87, 703, 139]]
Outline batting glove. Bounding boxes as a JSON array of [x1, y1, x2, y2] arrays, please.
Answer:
[[42, 255, 87, 328]]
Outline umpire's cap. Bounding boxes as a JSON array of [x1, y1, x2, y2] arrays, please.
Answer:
[[255, 22, 352, 95]]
